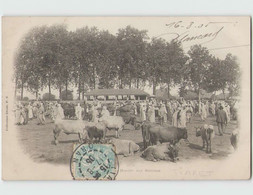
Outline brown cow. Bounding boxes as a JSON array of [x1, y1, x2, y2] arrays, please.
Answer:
[[141, 122, 188, 149], [85, 122, 107, 143]]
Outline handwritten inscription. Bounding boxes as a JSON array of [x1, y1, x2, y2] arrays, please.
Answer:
[[171, 27, 224, 44], [165, 21, 237, 29], [157, 20, 237, 45]]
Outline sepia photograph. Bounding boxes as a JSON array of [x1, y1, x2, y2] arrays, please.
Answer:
[[2, 16, 251, 180]]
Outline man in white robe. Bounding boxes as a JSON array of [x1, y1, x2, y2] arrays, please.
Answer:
[[28, 103, 33, 119], [101, 106, 110, 118], [148, 104, 156, 123], [200, 102, 207, 121], [158, 104, 167, 125], [57, 103, 65, 119], [91, 105, 99, 122], [75, 103, 83, 120], [172, 109, 179, 127], [140, 103, 147, 122], [177, 107, 187, 129]]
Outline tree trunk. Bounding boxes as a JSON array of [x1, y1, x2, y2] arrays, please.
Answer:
[[59, 86, 62, 100], [167, 82, 170, 98], [153, 80, 156, 95], [82, 91, 84, 100], [78, 75, 81, 100], [198, 89, 201, 113], [129, 71, 133, 89], [119, 79, 123, 89], [82, 81, 85, 100], [136, 78, 139, 89], [222, 90, 226, 100], [48, 79, 51, 100], [65, 80, 68, 100], [21, 80, 24, 100], [93, 66, 97, 89]]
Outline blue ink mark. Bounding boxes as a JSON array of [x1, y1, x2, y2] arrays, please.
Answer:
[[70, 144, 118, 180]]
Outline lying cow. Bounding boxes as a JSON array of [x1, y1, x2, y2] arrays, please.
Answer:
[[141, 122, 188, 149], [230, 130, 239, 150], [108, 138, 140, 157], [53, 117, 88, 145], [195, 124, 215, 153], [141, 143, 179, 162], [99, 116, 125, 138]]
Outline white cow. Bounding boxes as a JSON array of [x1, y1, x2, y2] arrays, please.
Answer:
[[99, 115, 125, 138], [53, 117, 88, 145]]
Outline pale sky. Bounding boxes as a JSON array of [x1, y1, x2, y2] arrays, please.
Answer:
[[3, 17, 250, 99]]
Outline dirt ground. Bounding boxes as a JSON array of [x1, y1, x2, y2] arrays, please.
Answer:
[[16, 115, 238, 165]]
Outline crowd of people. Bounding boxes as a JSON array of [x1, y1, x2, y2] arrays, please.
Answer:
[[14, 97, 239, 135]]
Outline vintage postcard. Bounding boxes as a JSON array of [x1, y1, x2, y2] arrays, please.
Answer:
[[2, 16, 251, 180]]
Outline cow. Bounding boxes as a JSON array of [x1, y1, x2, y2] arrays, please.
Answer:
[[195, 124, 215, 153], [230, 130, 239, 150], [53, 117, 88, 145], [84, 122, 107, 143], [108, 138, 140, 157], [141, 122, 188, 149], [141, 143, 179, 162], [99, 115, 125, 138]]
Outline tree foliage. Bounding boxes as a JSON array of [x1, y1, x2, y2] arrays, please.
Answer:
[[14, 25, 241, 100], [60, 90, 73, 100]]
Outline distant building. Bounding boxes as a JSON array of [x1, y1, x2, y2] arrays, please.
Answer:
[[84, 89, 149, 101], [181, 90, 213, 100], [215, 93, 231, 100]]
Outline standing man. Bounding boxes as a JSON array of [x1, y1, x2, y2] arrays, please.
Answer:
[[172, 108, 179, 127], [59, 103, 65, 119], [101, 105, 110, 118], [37, 103, 45, 125], [91, 105, 98, 122], [216, 105, 228, 136], [148, 103, 156, 123], [27, 102, 33, 120], [75, 103, 83, 120], [140, 103, 147, 122], [158, 104, 167, 125], [200, 102, 207, 121], [177, 106, 187, 129], [23, 104, 29, 125]]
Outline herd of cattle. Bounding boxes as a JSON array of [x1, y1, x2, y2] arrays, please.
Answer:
[[53, 112, 238, 162]]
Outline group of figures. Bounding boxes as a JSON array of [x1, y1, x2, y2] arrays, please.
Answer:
[[14, 97, 238, 128], [14, 97, 239, 162]]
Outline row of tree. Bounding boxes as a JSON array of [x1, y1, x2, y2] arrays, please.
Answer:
[[14, 24, 240, 100]]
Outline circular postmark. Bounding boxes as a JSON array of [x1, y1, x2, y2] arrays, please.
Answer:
[[70, 144, 119, 180]]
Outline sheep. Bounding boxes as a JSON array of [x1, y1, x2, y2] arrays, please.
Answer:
[[53, 118, 88, 145], [196, 124, 215, 153]]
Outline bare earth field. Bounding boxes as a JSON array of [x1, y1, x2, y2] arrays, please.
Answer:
[[17, 115, 237, 165]]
